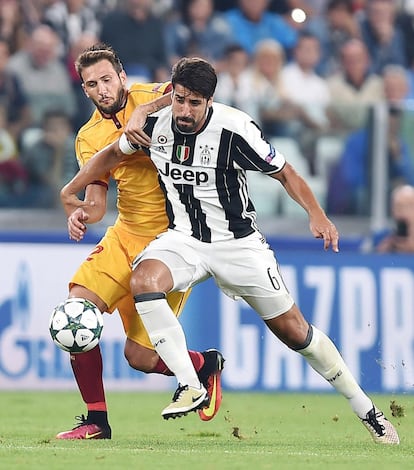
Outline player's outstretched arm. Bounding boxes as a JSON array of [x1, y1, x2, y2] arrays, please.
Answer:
[[271, 163, 339, 252], [124, 91, 172, 147], [61, 140, 123, 211]]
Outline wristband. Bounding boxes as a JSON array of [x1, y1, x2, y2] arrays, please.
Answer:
[[119, 133, 141, 155]]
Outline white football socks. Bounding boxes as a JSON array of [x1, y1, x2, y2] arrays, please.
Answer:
[[135, 297, 201, 389], [299, 326, 373, 418]]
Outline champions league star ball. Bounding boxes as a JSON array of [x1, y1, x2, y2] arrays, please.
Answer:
[[49, 298, 104, 353]]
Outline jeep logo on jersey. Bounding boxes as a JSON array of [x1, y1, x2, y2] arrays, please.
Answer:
[[176, 145, 190, 162], [160, 162, 209, 185]]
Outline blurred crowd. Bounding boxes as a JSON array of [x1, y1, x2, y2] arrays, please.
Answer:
[[1, 0, 414, 220]]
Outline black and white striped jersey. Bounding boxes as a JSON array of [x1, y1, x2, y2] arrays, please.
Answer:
[[144, 102, 286, 243]]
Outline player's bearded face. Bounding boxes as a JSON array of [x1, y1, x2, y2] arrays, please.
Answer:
[[94, 82, 125, 115], [82, 61, 127, 115], [172, 86, 211, 134]]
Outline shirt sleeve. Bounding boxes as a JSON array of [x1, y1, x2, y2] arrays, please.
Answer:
[[75, 135, 110, 186], [231, 116, 286, 174]]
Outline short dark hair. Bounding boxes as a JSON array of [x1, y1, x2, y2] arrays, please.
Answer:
[[75, 43, 123, 81], [171, 57, 217, 99]]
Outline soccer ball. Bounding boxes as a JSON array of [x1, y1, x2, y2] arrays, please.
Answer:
[[49, 298, 103, 353]]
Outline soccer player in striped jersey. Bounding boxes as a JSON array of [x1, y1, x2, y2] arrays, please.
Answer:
[[55, 46, 224, 440], [62, 57, 399, 445]]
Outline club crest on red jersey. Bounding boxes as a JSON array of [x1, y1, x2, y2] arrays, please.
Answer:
[[176, 145, 190, 162]]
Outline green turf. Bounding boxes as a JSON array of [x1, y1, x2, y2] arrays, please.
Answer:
[[0, 391, 412, 469]]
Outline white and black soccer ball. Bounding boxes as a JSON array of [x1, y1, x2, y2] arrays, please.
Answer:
[[49, 298, 103, 353]]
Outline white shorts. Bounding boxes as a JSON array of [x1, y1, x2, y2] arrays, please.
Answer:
[[133, 230, 294, 321]]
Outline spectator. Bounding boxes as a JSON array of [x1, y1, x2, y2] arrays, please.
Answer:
[[250, 38, 287, 101], [21, 109, 79, 208], [375, 184, 414, 253], [215, 39, 306, 140], [383, 64, 411, 105], [0, 103, 28, 207], [214, 43, 251, 110], [42, 0, 101, 57], [7, 24, 76, 126], [164, 0, 235, 72], [327, 38, 384, 132], [223, 0, 298, 57], [0, 0, 37, 55], [327, 65, 414, 215], [305, 0, 361, 76], [359, 0, 407, 74], [280, 31, 331, 171], [240, 39, 288, 133], [281, 32, 331, 129], [0, 38, 31, 143], [100, 0, 169, 82], [222, 38, 322, 140], [383, 63, 414, 164]]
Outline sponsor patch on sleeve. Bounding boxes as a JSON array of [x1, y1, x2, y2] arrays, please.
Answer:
[[265, 144, 276, 163]]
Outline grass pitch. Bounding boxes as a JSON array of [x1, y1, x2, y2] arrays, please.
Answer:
[[1, 391, 412, 469]]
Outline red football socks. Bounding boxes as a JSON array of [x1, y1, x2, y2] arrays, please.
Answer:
[[70, 345, 106, 411]]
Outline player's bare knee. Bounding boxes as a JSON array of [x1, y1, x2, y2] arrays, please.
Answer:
[[265, 304, 310, 349], [69, 285, 107, 312], [124, 340, 158, 372], [130, 273, 149, 295], [130, 261, 158, 293], [131, 259, 172, 294]]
